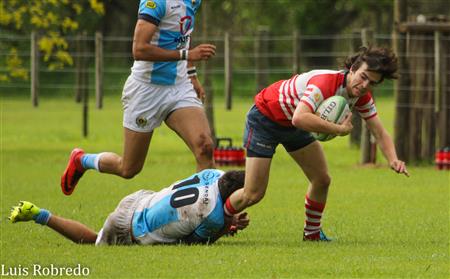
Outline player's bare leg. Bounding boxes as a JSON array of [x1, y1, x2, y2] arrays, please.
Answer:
[[288, 141, 330, 204], [9, 201, 97, 244], [165, 107, 214, 171], [98, 128, 153, 179], [289, 141, 332, 241], [47, 215, 98, 244], [61, 129, 153, 195], [226, 157, 272, 213]]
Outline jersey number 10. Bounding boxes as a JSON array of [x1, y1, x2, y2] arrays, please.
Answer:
[[170, 175, 200, 208]]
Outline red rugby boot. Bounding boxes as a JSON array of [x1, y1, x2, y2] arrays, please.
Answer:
[[61, 148, 86, 195]]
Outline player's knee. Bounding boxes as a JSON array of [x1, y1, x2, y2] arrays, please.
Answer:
[[120, 166, 142, 179], [193, 134, 214, 160], [314, 174, 331, 189]]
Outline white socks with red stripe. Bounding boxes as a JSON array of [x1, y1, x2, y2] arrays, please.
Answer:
[[304, 195, 325, 240]]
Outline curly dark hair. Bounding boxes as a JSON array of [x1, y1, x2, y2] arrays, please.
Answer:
[[343, 46, 398, 83], [218, 170, 245, 200]]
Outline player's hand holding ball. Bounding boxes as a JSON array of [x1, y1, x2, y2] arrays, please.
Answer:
[[313, 96, 352, 141], [336, 112, 353, 137]]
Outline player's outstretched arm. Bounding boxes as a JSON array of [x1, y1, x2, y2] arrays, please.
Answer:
[[365, 116, 409, 177]]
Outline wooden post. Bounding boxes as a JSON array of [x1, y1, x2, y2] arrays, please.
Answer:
[[292, 29, 300, 74], [434, 31, 441, 115], [440, 31, 450, 148], [408, 33, 425, 162], [95, 31, 103, 109], [423, 30, 447, 162], [75, 34, 83, 103], [419, 31, 435, 161], [349, 30, 362, 147], [81, 32, 89, 138], [224, 32, 232, 110], [200, 1, 215, 140], [30, 31, 39, 107], [398, 21, 450, 160], [360, 28, 376, 164], [255, 26, 269, 92], [393, 0, 410, 162]]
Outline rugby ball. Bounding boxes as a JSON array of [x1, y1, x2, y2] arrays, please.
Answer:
[[312, 96, 350, 142]]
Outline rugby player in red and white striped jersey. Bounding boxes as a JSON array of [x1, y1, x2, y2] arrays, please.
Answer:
[[223, 46, 409, 241], [255, 69, 378, 126]]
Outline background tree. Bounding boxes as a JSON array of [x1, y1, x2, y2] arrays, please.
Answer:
[[197, 0, 395, 69], [0, 0, 105, 82]]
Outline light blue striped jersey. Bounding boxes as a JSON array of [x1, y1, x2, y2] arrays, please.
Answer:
[[132, 0, 201, 85], [132, 169, 225, 244]]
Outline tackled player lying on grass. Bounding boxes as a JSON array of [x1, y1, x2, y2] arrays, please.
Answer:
[[9, 169, 249, 245]]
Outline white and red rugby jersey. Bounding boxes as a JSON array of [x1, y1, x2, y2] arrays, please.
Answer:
[[255, 70, 377, 127]]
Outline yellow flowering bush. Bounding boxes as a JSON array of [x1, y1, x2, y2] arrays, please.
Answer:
[[0, 0, 105, 81]]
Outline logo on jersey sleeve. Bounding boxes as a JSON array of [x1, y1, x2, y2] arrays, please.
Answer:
[[313, 92, 321, 102], [300, 85, 324, 112], [145, 0, 156, 9]]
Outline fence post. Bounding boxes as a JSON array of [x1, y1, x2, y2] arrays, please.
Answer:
[[75, 34, 82, 103], [434, 31, 441, 115], [349, 30, 362, 147], [255, 26, 269, 92], [360, 28, 376, 164], [292, 29, 300, 74], [81, 32, 89, 137], [30, 31, 39, 107], [418, 29, 440, 161], [434, 30, 448, 150], [438, 31, 450, 148], [95, 31, 103, 109], [224, 32, 232, 110], [393, 0, 410, 162]]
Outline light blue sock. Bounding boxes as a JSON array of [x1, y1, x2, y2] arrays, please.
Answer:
[[81, 154, 99, 170], [33, 209, 52, 226]]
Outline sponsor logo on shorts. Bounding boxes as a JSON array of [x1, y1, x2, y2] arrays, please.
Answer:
[[136, 116, 148, 128], [256, 142, 273, 149], [146, 0, 156, 9]]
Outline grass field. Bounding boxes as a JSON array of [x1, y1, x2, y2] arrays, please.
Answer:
[[1, 95, 449, 278]]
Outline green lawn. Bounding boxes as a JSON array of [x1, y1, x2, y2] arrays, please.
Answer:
[[1, 95, 449, 278]]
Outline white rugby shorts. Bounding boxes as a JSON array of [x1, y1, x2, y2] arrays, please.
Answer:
[[95, 190, 155, 246], [121, 75, 203, 132]]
